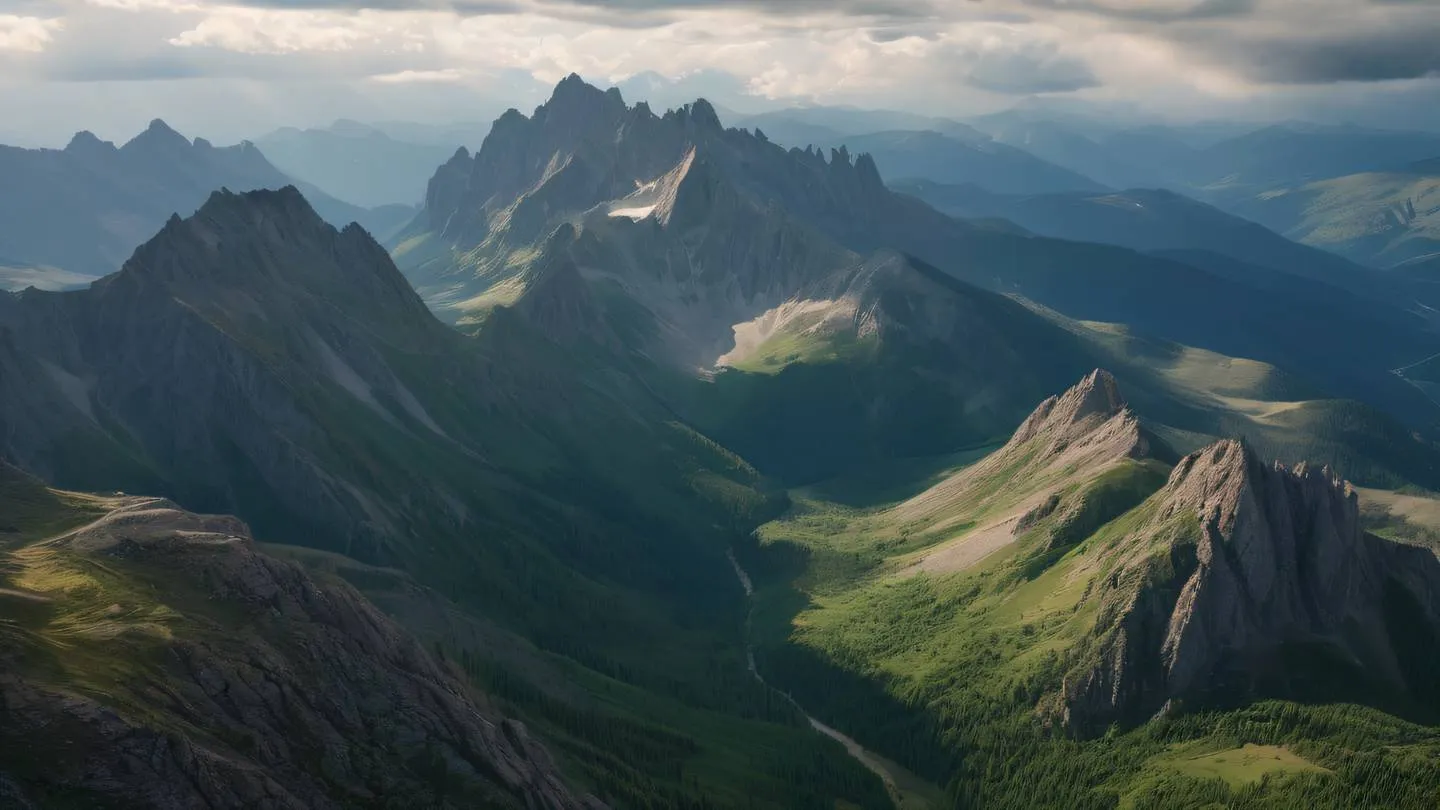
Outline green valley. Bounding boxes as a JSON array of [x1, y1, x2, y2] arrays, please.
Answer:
[[738, 372, 1440, 809]]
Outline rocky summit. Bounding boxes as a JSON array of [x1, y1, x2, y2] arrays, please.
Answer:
[[1061, 439, 1440, 733]]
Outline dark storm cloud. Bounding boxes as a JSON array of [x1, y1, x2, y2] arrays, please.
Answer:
[[1231, 29, 1440, 83], [170, 0, 944, 21], [1018, 0, 1256, 22]]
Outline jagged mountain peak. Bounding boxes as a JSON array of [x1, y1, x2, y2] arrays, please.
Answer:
[[193, 184, 326, 227], [681, 98, 723, 130], [537, 72, 627, 123], [119, 185, 331, 278], [63, 130, 117, 156], [121, 118, 192, 153], [1011, 368, 1130, 447], [1158, 437, 1359, 548], [105, 186, 432, 333], [1060, 436, 1440, 734]]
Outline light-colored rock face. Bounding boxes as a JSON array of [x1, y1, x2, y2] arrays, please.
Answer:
[[898, 369, 1149, 531], [1011, 368, 1129, 447], [1061, 438, 1440, 734], [886, 370, 1159, 577], [0, 487, 604, 810]]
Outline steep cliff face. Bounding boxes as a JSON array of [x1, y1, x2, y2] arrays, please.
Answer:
[[0, 467, 603, 809], [1061, 439, 1440, 733]]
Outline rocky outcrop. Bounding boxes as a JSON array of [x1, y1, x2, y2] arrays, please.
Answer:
[[1061, 439, 1440, 733], [0, 485, 604, 809], [1010, 368, 1130, 447], [400, 75, 904, 316], [903, 370, 1154, 520]]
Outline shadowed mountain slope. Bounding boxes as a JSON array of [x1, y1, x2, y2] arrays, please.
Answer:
[[0, 462, 602, 809], [0, 186, 892, 809]]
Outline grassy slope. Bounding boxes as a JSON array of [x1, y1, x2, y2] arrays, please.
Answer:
[[1054, 317, 1440, 490], [732, 347, 1440, 808], [1245, 171, 1440, 267], [695, 286, 1440, 492]]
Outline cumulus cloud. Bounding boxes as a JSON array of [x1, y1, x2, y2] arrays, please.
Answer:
[[1, 0, 1438, 145], [369, 67, 464, 82], [0, 14, 63, 53], [169, 7, 429, 54]]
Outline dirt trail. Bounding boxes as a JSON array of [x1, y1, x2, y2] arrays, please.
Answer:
[[727, 550, 936, 810]]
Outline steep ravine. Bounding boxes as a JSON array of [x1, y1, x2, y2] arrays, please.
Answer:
[[726, 550, 938, 809]]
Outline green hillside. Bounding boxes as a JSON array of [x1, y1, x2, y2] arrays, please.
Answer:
[[1237, 169, 1440, 268], [736, 373, 1440, 810]]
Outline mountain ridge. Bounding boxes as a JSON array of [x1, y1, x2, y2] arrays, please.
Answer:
[[0, 121, 414, 288], [0, 462, 604, 809], [1059, 437, 1440, 733], [396, 75, 1440, 440]]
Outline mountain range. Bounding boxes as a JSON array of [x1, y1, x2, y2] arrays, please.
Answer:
[[0, 121, 414, 291], [4, 73, 1440, 809], [0, 183, 889, 808], [398, 76, 1440, 432]]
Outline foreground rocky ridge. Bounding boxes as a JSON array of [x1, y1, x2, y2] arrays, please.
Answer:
[[0, 464, 601, 809], [1061, 438, 1440, 732]]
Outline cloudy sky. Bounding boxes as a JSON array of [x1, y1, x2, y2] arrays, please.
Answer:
[[1, 0, 1438, 145]]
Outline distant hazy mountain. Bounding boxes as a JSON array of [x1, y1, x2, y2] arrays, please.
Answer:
[[832, 130, 1105, 195], [728, 109, 1103, 195], [965, 112, 1238, 190], [734, 106, 988, 141], [1191, 123, 1440, 192], [892, 181, 1370, 286], [1225, 160, 1440, 268], [255, 120, 466, 207], [0, 120, 414, 287], [959, 117, 1440, 268], [962, 118, 1165, 190]]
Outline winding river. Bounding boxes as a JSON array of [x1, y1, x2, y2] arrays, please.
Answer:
[[726, 549, 933, 809]]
